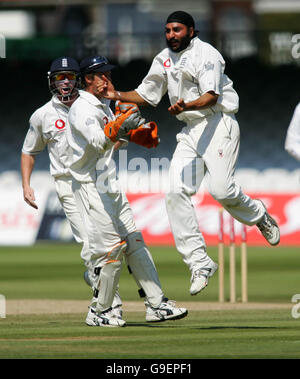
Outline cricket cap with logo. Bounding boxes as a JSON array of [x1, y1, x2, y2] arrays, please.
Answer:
[[49, 57, 80, 75], [80, 56, 116, 75], [47, 57, 81, 103]]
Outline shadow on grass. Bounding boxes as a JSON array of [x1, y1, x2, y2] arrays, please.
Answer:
[[126, 323, 277, 330], [193, 326, 277, 330]]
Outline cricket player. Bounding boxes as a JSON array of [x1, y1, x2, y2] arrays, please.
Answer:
[[66, 55, 188, 327], [21, 56, 124, 317], [21, 57, 88, 262], [103, 10, 280, 297], [285, 102, 300, 162]]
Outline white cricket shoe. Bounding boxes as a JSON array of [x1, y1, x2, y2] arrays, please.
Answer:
[[256, 200, 280, 246], [145, 298, 188, 322], [85, 307, 126, 327], [111, 304, 123, 320], [84, 271, 124, 320], [190, 261, 218, 296]]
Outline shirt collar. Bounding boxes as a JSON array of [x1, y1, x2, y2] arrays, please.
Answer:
[[78, 89, 106, 107], [52, 95, 70, 111]]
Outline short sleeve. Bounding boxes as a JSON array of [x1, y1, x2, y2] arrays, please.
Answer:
[[197, 47, 225, 96], [22, 110, 46, 155], [135, 56, 168, 106]]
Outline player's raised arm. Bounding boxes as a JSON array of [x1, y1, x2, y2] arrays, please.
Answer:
[[104, 87, 149, 106], [21, 152, 38, 209]]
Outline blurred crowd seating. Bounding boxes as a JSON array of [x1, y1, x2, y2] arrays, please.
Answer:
[[1, 57, 300, 174]]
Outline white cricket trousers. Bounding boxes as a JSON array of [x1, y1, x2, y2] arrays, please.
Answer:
[[71, 179, 136, 267], [54, 175, 90, 268], [165, 112, 265, 272], [72, 178, 164, 309]]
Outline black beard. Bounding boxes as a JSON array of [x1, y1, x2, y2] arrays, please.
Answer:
[[166, 34, 192, 52]]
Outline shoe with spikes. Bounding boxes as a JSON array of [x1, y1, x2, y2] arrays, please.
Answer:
[[85, 307, 126, 327], [256, 200, 280, 246], [190, 261, 218, 296], [145, 298, 188, 322]]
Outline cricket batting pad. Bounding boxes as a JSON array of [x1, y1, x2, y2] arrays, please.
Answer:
[[125, 231, 164, 308], [112, 290, 122, 308], [95, 241, 126, 313]]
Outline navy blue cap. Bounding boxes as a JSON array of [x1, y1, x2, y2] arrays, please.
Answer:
[[80, 56, 116, 75], [49, 57, 80, 75]]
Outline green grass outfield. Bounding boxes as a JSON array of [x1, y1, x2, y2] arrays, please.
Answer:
[[0, 243, 300, 359]]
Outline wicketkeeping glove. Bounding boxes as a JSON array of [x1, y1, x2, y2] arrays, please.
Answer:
[[104, 108, 145, 142], [115, 101, 140, 116], [128, 121, 160, 149], [113, 101, 159, 148]]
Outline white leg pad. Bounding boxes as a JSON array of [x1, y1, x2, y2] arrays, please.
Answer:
[[95, 241, 126, 313], [125, 231, 164, 308], [112, 289, 122, 308]]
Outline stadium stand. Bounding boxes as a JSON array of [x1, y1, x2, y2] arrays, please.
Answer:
[[1, 57, 300, 174]]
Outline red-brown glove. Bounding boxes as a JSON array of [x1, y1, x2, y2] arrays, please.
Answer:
[[115, 101, 139, 116], [104, 107, 144, 142], [113, 101, 159, 148], [129, 121, 160, 149]]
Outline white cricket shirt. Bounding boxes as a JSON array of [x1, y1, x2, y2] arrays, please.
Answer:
[[285, 102, 300, 162], [136, 37, 239, 123], [22, 95, 72, 177], [66, 90, 115, 183]]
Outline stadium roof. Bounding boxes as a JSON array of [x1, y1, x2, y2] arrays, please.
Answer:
[[0, 0, 133, 6], [254, 0, 300, 13]]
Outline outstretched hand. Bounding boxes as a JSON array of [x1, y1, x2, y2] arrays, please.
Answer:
[[23, 186, 38, 209], [95, 74, 115, 98], [101, 79, 118, 100], [168, 99, 186, 115]]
